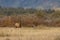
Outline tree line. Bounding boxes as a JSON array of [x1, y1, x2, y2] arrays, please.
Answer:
[[0, 6, 60, 27]]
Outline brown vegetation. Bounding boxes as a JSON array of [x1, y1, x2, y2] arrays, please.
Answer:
[[0, 7, 60, 28]]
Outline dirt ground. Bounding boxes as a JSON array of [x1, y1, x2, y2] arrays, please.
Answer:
[[0, 27, 60, 40]]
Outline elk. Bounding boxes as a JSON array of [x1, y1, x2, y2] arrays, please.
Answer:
[[15, 23, 20, 28]]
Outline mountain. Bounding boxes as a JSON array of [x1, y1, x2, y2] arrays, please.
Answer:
[[0, 0, 60, 9]]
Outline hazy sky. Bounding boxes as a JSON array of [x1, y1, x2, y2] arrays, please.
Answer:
[[0, 0, 60, 9]]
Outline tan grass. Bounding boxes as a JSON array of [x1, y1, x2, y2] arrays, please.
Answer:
[[0, 27, 60, 40]]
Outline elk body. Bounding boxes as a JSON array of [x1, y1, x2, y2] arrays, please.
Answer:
[[15, 23, 21, 28]]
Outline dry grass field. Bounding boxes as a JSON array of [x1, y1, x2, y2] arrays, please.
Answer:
[[0, 27, 60, 40]]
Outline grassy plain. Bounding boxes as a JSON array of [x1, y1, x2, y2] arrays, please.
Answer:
[[0, 27, 60, 40]]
